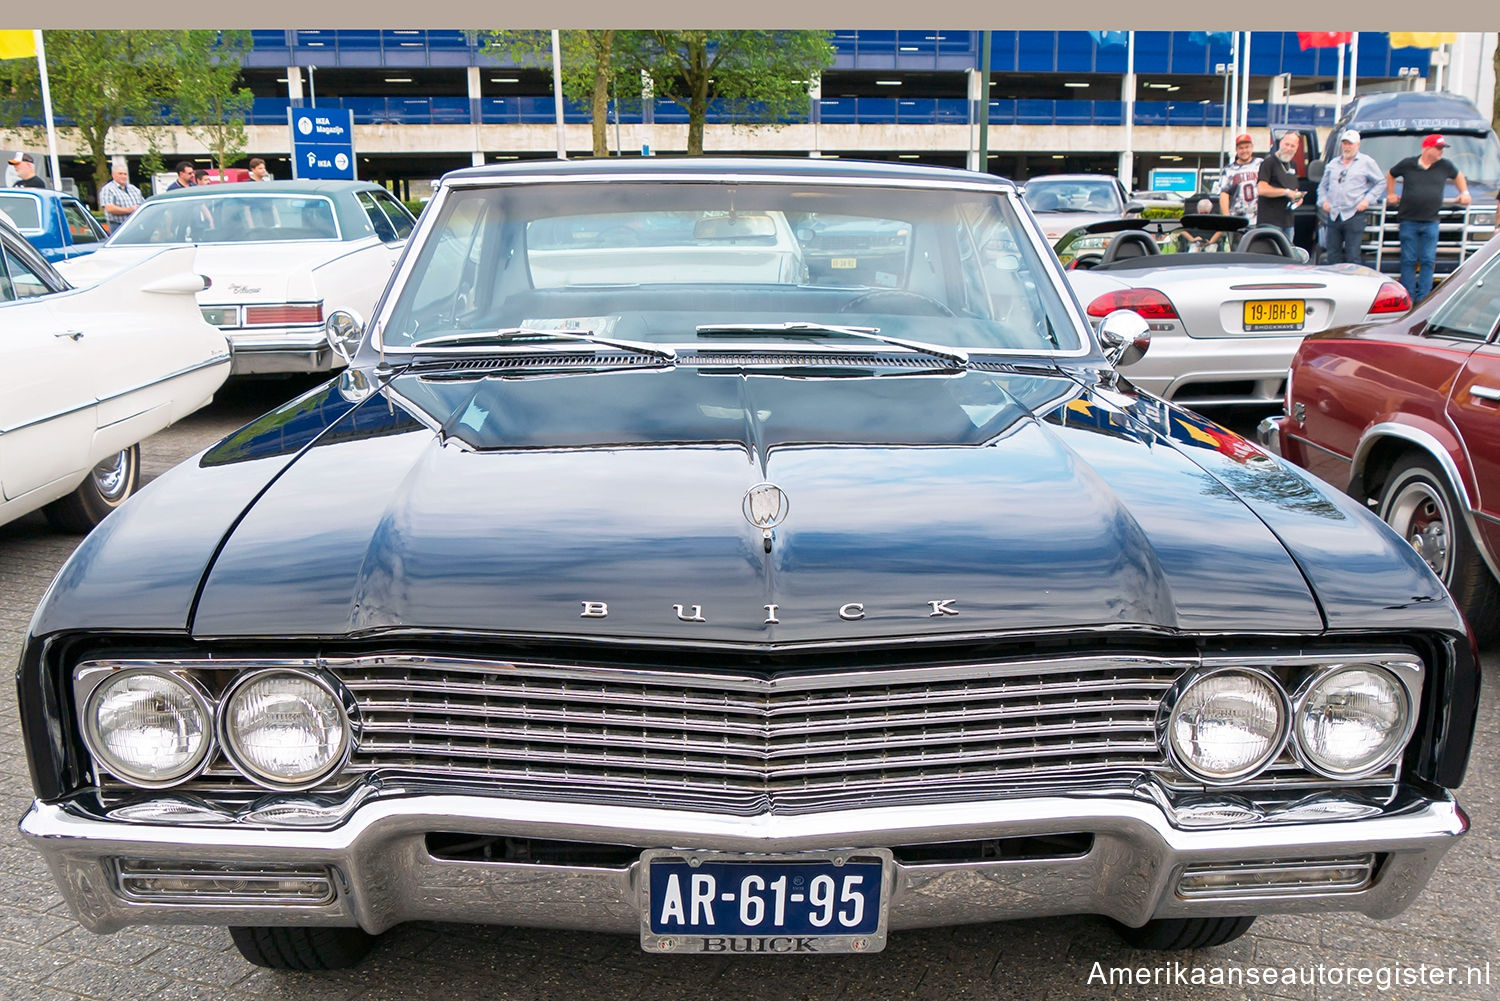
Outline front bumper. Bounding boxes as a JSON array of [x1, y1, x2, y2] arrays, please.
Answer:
[[224, 328, 340, 375], [21, 785, 1466, 937]]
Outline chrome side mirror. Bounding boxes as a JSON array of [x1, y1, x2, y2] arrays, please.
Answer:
[[325, 309, 365, 364], [1098, 309, 1151, 367]]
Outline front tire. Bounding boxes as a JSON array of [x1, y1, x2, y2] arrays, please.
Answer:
[[42, 444, 140, 533], [1113, 916, 1256, 950], [228, 926, 378, 970], [1377, 455, 1500, 642]]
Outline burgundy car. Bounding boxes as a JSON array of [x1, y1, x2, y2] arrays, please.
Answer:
[[1264, 233, 1500, 641]]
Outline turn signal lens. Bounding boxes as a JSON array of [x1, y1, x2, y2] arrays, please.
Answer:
[[1367, 282, 1411, 315], [1086, 288, 1179, 319]]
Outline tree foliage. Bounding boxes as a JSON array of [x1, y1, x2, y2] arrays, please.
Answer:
[[482, 30, 639, 157], [621, 31, 834, 155], [176, 31, 255, 175], [0, 30, 252, 192]]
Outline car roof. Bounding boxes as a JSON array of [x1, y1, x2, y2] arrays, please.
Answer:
[[1026, 174, 1118, 183], [1339, 92, 1491, 135], [145, 179, 387, 201], [442, 156, 1018, 190], [0, 187, 80, 202]]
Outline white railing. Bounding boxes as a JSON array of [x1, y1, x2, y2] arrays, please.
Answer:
[[1365, 201, 1496, 275]]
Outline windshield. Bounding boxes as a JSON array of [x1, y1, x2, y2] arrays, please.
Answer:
[[1023, 178, 1123, 215], [1357, 133, 1500, 187], [108, 194, 341, 245], [382, 180, 1083, 355]]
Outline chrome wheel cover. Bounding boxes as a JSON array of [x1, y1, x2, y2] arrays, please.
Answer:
[[1386, 480, 1450, 580], [92, 449, 132, 503]]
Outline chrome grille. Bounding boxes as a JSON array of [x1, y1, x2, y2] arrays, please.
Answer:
[[91, 653, 1402, 815]]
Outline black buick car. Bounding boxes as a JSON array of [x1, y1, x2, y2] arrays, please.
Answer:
[[17, 159, 1476, 971]]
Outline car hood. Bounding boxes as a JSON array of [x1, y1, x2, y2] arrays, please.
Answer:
[[56, 242, 361, 302], [173, 362, 1444, 644]]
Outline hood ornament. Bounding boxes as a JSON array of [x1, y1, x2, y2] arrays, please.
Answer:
[[743, 482, 788, 553]]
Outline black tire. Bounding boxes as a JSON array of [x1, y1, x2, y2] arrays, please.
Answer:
[[43, 444, 140, 533], [1377, 455, 1500, 643], [1113, 915, 1256, 950], [228, 925, 378, 970]]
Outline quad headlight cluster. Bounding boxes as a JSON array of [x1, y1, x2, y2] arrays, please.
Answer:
[[77, 664, 356, 791], [1159, 660, 1420, 785]]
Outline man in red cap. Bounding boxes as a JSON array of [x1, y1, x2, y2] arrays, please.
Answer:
[[1387, 134, 1471, 300], [1215, 133, 1261, 225]]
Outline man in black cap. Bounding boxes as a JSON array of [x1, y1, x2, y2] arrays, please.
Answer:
[[8, 152, 45, 189]]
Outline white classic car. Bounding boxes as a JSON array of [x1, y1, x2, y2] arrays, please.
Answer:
[[0, 214, 229, 531], [57, 180, 415, 375]]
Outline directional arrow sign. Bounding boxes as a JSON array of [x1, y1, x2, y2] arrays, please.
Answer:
[[288, 108, 357, 180]]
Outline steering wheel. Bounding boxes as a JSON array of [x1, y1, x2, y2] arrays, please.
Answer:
[[838, 288, 956, 317], [1068, 253, 1105, 271]]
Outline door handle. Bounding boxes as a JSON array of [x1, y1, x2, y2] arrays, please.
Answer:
[[1470, 385, 1500, 402], [53, 330, 84, 341]]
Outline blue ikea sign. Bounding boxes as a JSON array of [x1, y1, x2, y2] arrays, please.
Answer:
[[288, 108, 357, 180]]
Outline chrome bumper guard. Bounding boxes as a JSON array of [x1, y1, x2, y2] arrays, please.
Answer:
[[1256, 414, 1285, 456], [21, 786, 1465, 936]]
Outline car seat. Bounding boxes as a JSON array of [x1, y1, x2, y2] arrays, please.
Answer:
[[1235, 226, 1295, 258], [1099, 230, 1160, 264]]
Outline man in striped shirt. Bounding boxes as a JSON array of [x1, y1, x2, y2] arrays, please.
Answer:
[[97, 159, 144, 234]]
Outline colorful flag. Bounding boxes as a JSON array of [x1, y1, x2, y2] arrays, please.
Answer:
[[1389, 32, 1458, 49], [0, 29, 37, 60], [1187, 32, 1234, 45], [1297, 32, 1354, 50], [1089, 31, 1128, 48]]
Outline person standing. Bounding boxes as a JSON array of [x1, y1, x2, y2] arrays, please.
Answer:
[[1387, 134, 1471, 301], [7, 152, 46, 188], [247, 157, 272, 182], [1256, 131, 1305, 240], [1317, 130, 1386, 265], [1215, 134, 1261, 225], [166, 161, 197, 191], [97, 159, 144, 234]]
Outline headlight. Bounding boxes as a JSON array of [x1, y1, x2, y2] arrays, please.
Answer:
[[83, 670, 213, 786], [1162, 669, 1289, 783], [220, 671, 353, 788], [1294, 665, 1413, 778]]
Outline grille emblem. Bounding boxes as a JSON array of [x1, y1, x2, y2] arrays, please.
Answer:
[[743, 482, 789, 553]]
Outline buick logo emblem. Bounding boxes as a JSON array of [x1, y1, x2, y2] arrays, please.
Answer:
[[743, 482, 789, 530]]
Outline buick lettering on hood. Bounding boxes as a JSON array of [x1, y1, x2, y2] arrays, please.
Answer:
[[17, 159, 1477, 970]]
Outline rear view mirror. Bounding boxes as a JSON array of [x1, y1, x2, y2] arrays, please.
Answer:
[[693, 214, 776, 240]]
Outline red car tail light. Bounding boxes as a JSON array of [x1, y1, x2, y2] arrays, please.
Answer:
[[244, 304, 324, 326], [1086, 288, 1179, 320], [1367, 282, 1411, 315]]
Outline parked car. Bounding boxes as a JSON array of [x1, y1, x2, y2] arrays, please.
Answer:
[[0, 213, 229, 531], [18, 159, 1476, 973], [1022, 173, 1141, 241], [56, 180, 415, 375], [0, 187, 109, 263], [1263, 231, 1500, 641], [1059, 216, 1411, 408]]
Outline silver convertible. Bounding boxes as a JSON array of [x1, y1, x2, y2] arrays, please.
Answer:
[[1060, 217, 1413, 408]]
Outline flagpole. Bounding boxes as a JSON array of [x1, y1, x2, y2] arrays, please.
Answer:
[[33, 31, 61, 191], [1335, 42, 1345, 116], [1349, 33, 1359, 104], [1239, 31, 1252, 143]]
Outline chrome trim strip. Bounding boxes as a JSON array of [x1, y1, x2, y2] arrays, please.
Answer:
[[19, 789, 1466, 934], [0, 353, 230, 435], [1350, 422, 1500, 584]]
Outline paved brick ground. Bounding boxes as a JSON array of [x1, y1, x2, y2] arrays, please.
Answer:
[[0, 386, 1494, 1000]]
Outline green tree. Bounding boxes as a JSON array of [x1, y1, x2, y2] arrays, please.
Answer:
[[482, 30, 638, 157], [0, 30, 181, 190], [175, 31, 255, 176], [620, 31, 833, 155]]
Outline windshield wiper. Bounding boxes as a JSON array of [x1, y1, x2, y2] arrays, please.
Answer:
[[695, 321, 969, 368], [408, 326, 676, 361]]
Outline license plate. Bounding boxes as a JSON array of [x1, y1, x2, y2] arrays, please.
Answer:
[[1243, 299, 1305, 331], [639, 849, 892, 954], [831, 257, 858, 269]]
